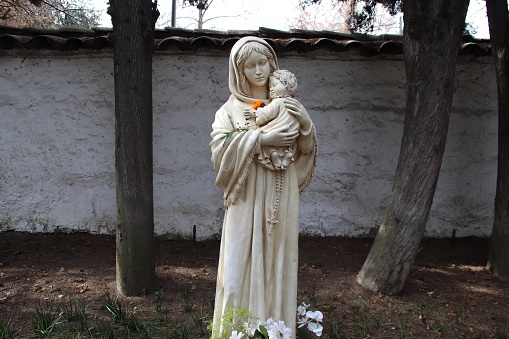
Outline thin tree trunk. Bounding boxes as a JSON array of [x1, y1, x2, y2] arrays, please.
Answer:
[[486, 0, 509, 282], [198, 8, 204, 29], [357, 0, 469, 295], [108, 0, 159, 296]]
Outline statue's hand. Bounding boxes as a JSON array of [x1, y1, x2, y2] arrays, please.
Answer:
[[285, 98, 311, 131], [261, 126, 299, 148]]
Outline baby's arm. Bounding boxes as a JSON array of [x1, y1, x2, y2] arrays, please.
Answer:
[[255, 101, 280, 126]]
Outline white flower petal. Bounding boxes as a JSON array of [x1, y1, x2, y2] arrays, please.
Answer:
[[229, 330, 245, 339], [267, 320, 292, 339], [297, 305, 307, 316], [307, 322, 323, 336], [247, 326, 257, 337], [265, 318, 275, 327], [306, 310, 324, 322]]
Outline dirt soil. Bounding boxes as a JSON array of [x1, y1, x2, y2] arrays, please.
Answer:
[[1, 232, 508, 338]]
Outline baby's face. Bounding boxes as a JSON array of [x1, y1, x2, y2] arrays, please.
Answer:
[[269, 77, 288, 99]]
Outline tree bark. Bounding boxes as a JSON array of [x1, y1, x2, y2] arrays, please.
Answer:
[[109, 0, 159, 296], [486, 0, 509, 282], [357, 0, 469, 295]]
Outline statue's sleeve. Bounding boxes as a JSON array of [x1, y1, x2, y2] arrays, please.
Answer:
[[297, 122, 316, 154], [293, 122, 317, 191], [210, 105, 261, 206]]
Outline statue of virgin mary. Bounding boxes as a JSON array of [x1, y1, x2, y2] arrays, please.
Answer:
[[210, 36, 317, 337]]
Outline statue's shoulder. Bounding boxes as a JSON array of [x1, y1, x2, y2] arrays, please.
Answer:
[[216, 94, 238, 118]]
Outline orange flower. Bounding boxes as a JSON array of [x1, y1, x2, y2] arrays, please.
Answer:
[[252, 100, 264, 110]]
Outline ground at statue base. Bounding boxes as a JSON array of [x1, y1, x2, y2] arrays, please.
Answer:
[[1, 232, 508, 338]]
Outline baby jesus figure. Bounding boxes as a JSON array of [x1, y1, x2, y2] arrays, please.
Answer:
[[244, 69, 301, 170]]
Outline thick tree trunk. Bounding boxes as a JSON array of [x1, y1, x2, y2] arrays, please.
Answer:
[[109, 0, 159, 296], [357, 0, 469, 295], [486, 0, 509, 282]]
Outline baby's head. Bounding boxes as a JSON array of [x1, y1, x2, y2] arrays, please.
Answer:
[[269, 69, 298, 99]]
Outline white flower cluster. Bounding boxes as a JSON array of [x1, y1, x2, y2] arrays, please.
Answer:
[[229, 318, 292, 339], [227, 303, 323, 339], [297, 303, 323, 337]]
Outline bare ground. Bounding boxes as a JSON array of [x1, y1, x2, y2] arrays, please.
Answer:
[[1, 232, 508, 338]]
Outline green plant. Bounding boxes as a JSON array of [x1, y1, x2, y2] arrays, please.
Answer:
[[32, 300, 63, 337], [0, 318, 16, 339], [416, 298, 436, 322], [101, 291, 150, 337], [329, 320, 345, 339], [387, 302, 398, 316], [472, 330, 490, 339], [180, 288, 193, 313], [495, 325, 509, 339], [349, 318, 371, 338], [124, 311, 146, 334], [311, 260, 324, 268], [192, 307, 212, 336], [91, 319, 122, 339], [325, 290, 340, 312], [154, 288, 165, 314], [103, 292, 126, 323], [431, 320, 458, 338], [351, 296, 365, 317], [455, 304, 466, 325], [220, 121, 252, 145], [307, 283, 318, 306], [397, 315, 414, 339], [59, 298, 88, 333], [167, 322, 194, 339]]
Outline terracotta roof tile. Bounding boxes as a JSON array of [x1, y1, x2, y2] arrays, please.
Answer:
[[0, 25, 492, 56]]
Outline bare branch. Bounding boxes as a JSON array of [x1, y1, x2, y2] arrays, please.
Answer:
[[176, 15, 198, 23], [202, 14, 240, 25], [1, 0, 99, 28]]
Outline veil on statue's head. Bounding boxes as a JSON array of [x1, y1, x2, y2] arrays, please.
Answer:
[[229, 36, 279, 104]]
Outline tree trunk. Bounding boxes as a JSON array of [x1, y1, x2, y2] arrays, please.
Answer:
[[108, 0, 159, 296], [357, 0, 469, 295], [198, 7, 204, 29], [486, 0, 509, 282]]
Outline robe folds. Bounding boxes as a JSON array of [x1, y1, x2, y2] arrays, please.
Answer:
[[210, 93, 317, 337]]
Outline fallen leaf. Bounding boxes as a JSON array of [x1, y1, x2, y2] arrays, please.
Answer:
[[75, 284, 88, 293]]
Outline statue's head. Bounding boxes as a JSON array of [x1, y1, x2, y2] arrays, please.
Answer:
[[269, 69, 298, 98], [235, 41, 278, 97]]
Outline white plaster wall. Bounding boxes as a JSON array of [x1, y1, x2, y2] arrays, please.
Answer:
[[0, 53, 116, 234], [0, 49, 497, 238]]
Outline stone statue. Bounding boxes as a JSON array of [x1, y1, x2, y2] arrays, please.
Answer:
[[210, 36, 317, 338], [244, 69, 300, 170]]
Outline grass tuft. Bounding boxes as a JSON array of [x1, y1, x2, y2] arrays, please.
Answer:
[[0, 318, 16, 339], [32, 300, 63, 337]]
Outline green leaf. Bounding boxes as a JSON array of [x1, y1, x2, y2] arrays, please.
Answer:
[[259, 325, 269, 338], [297, 327, 313, 339]]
